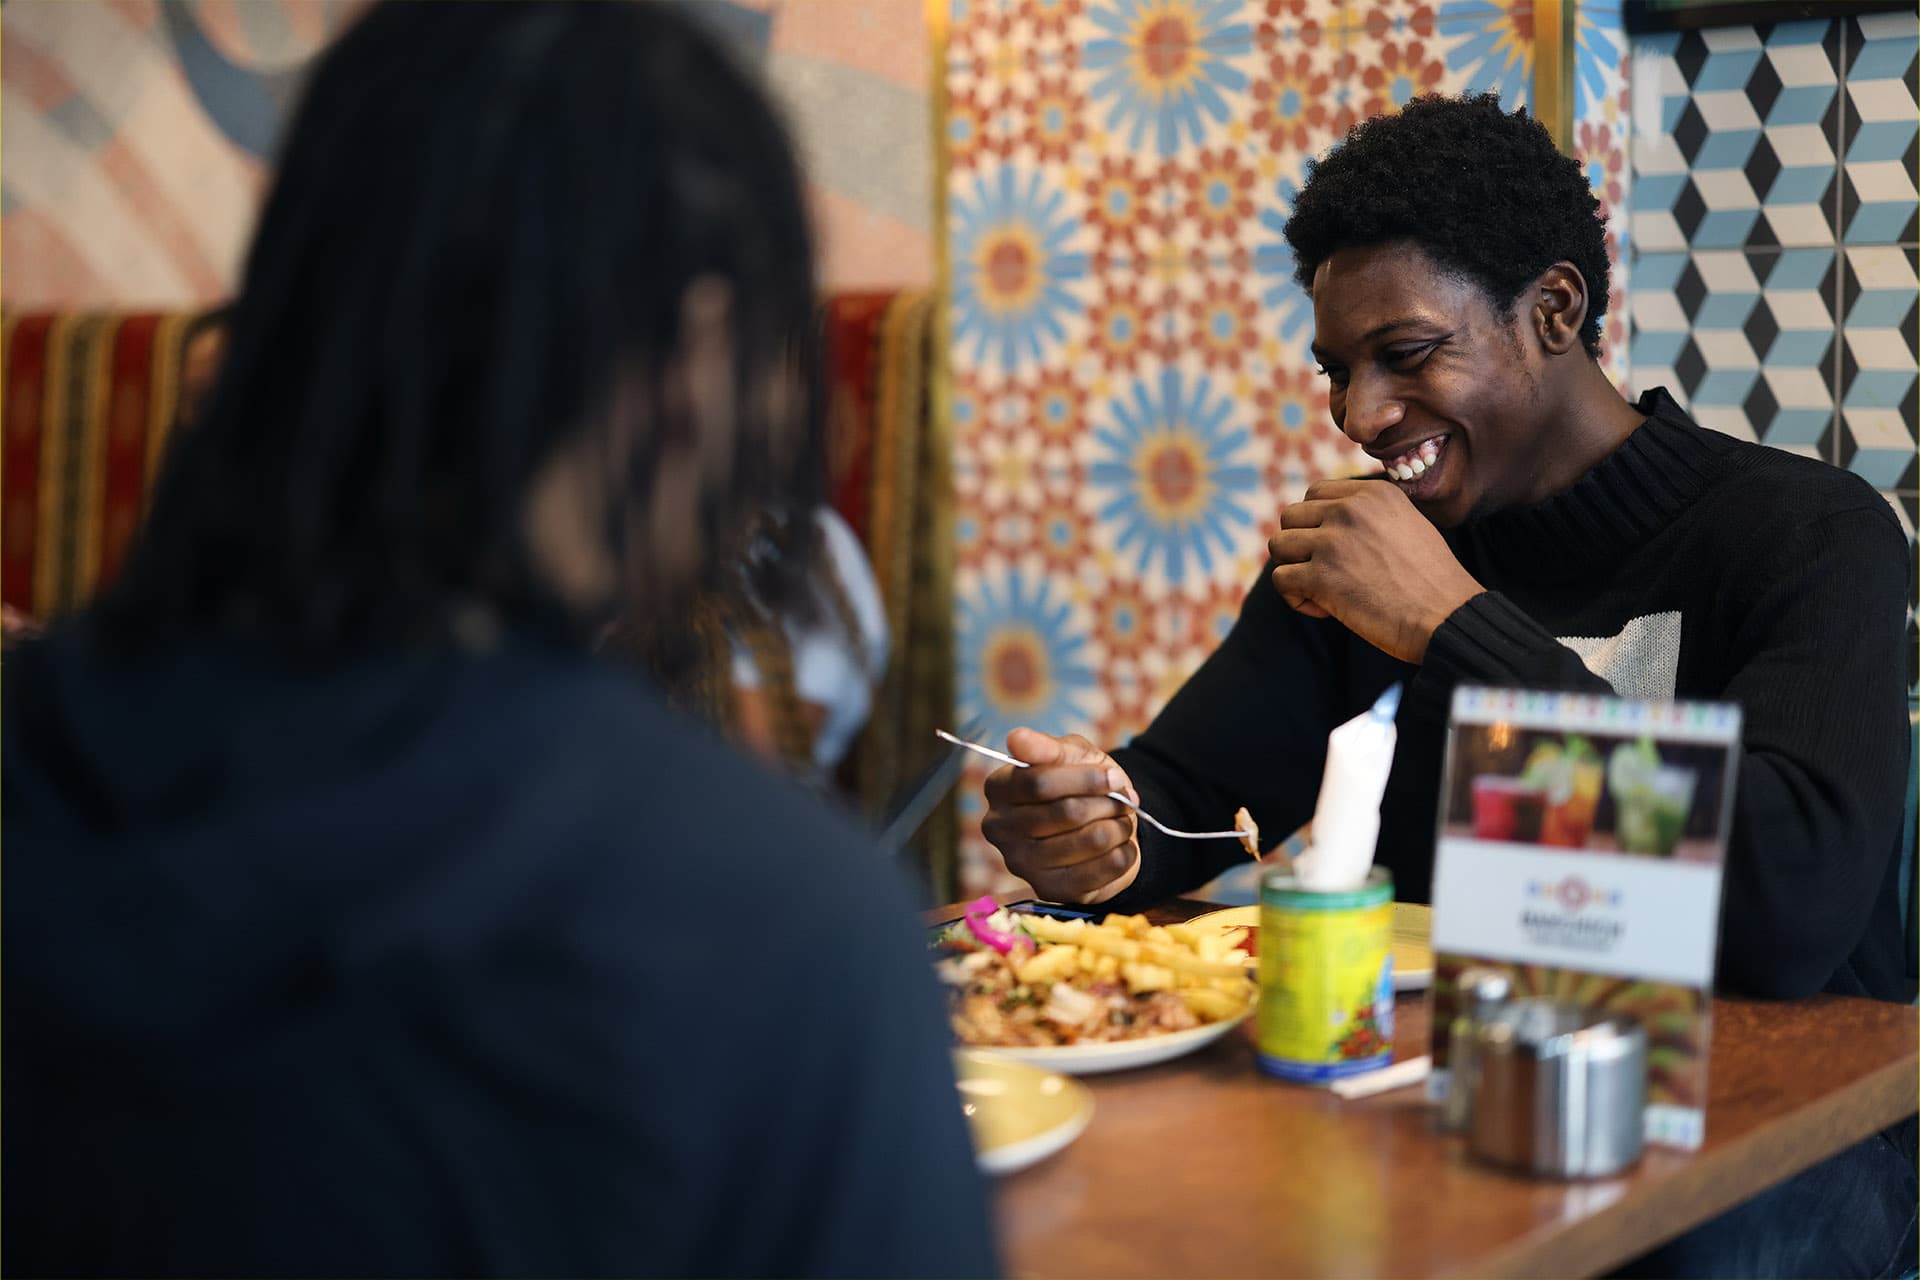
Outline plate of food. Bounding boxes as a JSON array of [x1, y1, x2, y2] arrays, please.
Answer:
[[1183, 902, 1435, 991], [932, 901, 1256, 1075], [954, 1049, 1094, 1176]]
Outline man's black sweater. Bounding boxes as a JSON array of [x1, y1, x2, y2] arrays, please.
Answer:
[[1109, 388, 1913, 1004]]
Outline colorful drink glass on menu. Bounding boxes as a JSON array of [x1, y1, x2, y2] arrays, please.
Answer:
[[1470, 776, 1545, 842], [1540, 760, 1604, 848], [1617, 765, 1697, 855]]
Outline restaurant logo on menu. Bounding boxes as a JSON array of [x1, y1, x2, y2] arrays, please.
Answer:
[[1520, 875, 1625, 953], [1529, 875, 1622, 912]]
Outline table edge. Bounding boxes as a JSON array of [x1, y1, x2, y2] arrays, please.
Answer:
[[1452, 1050, 1920, 1279]]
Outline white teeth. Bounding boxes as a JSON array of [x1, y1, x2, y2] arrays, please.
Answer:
[[1385, 436, 1444, 482]]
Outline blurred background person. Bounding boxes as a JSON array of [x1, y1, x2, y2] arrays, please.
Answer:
[[620, 0, 895, 794], [176, 303, 233, 430], [0, 4, 995, 1277], [607, 504, 888, 788]]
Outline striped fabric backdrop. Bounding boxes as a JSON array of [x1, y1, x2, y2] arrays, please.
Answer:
[[0, 313, 192, 618], [0, 0, 935, 307]]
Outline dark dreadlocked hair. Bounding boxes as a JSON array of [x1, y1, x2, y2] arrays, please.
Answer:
[[101, 1, 824, 673], [1284, 94, 1611, 357]]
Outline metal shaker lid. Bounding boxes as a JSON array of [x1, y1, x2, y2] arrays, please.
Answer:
[[1455, 967, 1514, 1020]]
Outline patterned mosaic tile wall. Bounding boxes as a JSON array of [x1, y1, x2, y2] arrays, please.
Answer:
[[945, 0, 1637, 894], [1627, 12, 1918, 698]]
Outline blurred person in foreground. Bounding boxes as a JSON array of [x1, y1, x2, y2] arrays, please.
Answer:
[[1, 5, 995, 1277]]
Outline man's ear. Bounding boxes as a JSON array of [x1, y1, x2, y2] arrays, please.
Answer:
[[1531, 262, 1590, 357]]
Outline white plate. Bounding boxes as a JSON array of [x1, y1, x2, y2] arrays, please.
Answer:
[[965, 1009, 1251, 1076], [1184, 904, 1435, 992], [954, 1049, 1095, 1175]]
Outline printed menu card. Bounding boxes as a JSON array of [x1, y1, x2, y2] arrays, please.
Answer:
[[1428, 686, 1743, 1150]]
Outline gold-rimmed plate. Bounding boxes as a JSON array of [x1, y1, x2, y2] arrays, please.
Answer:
[[954, 1049, 1094, 1175]]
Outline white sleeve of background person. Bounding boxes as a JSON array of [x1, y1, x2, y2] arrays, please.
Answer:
[[793, 509, 887, 770]]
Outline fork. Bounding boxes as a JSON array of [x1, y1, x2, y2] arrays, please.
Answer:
[[935, 729, 1256, 843]]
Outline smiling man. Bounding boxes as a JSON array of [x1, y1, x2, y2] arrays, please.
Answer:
[[980, 95, 1914, 1276]]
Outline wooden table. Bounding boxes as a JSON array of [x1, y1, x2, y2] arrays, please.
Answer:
[[947, 898, 1918, 1278]]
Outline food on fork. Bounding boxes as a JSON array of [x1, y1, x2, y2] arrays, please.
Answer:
[[934, 901, 1255, 1048], [1235, 807, 1260, 858]]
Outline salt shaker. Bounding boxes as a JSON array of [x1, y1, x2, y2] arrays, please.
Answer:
[[1440, 967, 1514, 1133]]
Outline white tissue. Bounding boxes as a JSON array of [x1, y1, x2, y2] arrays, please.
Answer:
[[1292, 685, 1401, 892], [1329, 1055, 1431, 1100]]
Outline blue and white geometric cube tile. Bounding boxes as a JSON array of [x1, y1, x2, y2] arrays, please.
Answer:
[[1746, 18, 1847, 249], [1630, 21, 1842, 253], [1628, 250, 1694, 399], [1667, 30, 1772, 248], [1838, 12, 1919, 246], [1630, 248, 1835, 451], [1745, 248, 1842, 454], [1684, 252, 1774, 444], [1837, 246, 1919, 490], [1629, 33, 1692, 253]]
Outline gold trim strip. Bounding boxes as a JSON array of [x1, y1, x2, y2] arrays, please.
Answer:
[[72, 316, 115, 605], [2, 313, 16, 578], [1532, 0, 1576, 154], [924, 0, 958, 902], [147, 312, 191, 496], [34, 315, 78, 619]]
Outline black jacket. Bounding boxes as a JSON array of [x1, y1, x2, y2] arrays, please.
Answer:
[[3, 625, 996, 1278]]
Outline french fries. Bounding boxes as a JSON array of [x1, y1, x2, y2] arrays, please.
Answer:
[[1017, 913, 1256, 1015], [939, 906, 1258, 1047], [1179, 986, 1253, 1021]]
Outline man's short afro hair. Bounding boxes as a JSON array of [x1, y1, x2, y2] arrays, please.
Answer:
[[1284, 94, 1611, 357]]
